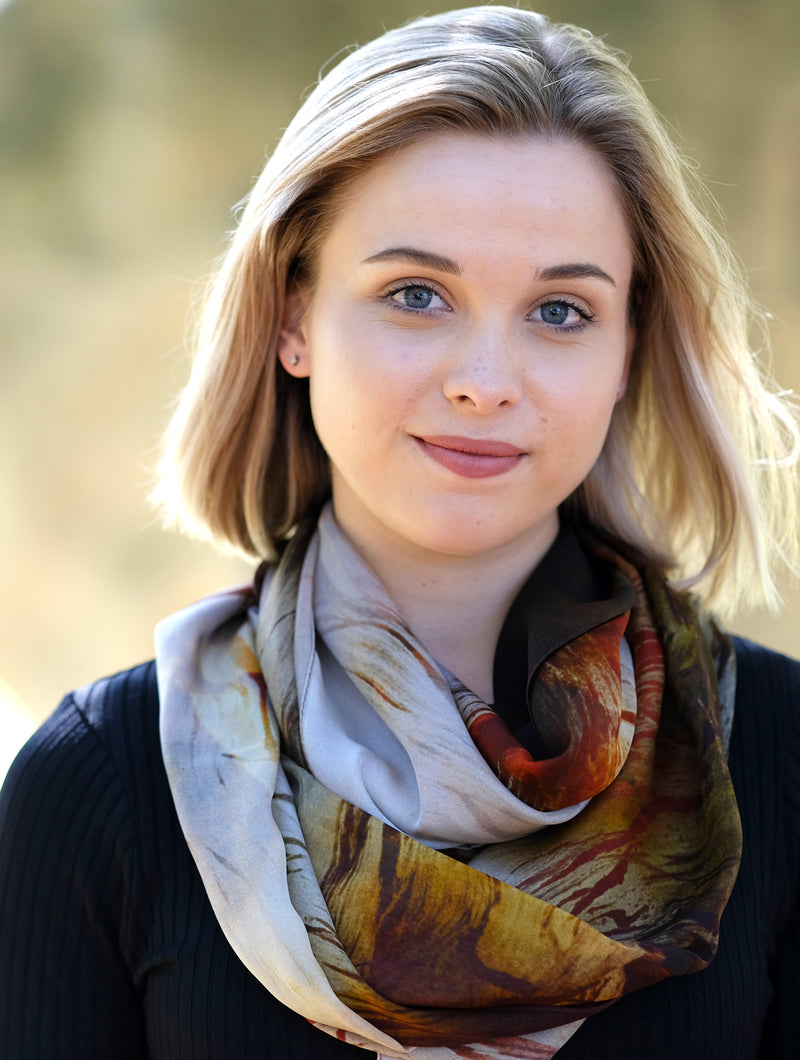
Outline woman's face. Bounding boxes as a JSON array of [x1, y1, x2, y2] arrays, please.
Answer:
[[280, 133, 634, 569]]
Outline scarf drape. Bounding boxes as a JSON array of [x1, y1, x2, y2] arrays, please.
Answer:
[[157, 506, 741, 1059]]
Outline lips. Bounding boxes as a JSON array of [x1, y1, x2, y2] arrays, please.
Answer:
[[414, 434, 526, 478]]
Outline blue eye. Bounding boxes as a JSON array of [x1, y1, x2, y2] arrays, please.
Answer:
[[532, 300, 592, 331], [386, 283, 447, 313], [399, 286, 434, 309], [540, 303, 571, 325]]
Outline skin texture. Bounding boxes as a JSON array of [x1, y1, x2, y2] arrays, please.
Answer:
[[279, 133, 634, 698]]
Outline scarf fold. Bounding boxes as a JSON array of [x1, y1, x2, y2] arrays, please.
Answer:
[[157, 506, 741, 1059]]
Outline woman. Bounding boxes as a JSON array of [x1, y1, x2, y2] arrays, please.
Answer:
[[1, 6, 798, 1058]]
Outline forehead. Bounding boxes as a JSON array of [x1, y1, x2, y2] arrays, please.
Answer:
[[318, 132, 633, 285]]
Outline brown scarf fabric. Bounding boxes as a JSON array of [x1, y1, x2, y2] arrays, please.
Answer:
[[157, 507, 741, 1058]]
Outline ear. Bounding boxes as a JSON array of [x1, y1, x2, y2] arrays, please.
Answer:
[[277, 290, 311, 378], [615, 322, 636, 402]]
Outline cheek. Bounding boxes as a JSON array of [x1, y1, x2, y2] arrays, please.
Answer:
[[309, 375, 357, 450], [540, 362, 619, 412], [538, 369, 622, 452], [317, 339, 430, 421], [307, 346, 406, 457]]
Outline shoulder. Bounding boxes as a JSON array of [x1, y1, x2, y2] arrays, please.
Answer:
[[729, 635, 799, 759], [5, 661, 159, 780], [0, 662, 163, 855], [732, 634, 800, 676], [70, 660, 161, 760], [730, 636, 800, 730], [728, 637, 799, 873], [0, 661, 178, 954]]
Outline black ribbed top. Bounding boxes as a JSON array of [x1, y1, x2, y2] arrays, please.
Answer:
[[1, 637, 798, 1058]]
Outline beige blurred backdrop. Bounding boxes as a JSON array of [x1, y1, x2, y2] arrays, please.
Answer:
[[1, 0, 798, 773]]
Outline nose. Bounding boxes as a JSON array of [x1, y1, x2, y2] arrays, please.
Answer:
[[442, 329, 524, 412]]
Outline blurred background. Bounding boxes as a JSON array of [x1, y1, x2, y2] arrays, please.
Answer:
[[1, 0, 799, 777]]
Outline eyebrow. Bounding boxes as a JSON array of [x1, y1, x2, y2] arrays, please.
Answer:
[[363, 247, 616, 287], [537, 263, 617, 287], [362, 247, 462, 275]]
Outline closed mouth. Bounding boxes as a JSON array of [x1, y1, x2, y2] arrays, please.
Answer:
[[416, 435, 526, 458], [413, 435, 526, 479]]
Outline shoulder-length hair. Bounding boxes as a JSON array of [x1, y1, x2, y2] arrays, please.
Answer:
[[153, 4, 799, 615]]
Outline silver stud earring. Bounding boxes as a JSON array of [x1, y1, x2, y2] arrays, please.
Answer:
[[289, 354, 300, 367]]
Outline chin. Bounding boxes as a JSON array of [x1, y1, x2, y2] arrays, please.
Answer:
[[400, 509, 553, 562]]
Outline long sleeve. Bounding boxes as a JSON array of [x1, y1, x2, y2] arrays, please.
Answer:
[[0, 685, 149, 1056], [0, 663, 365, 1060], [736, 639, 800, 1058], [762, 903, 800, 1056]]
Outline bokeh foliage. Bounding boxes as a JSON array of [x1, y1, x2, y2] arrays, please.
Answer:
[[1, 0, 798, 721]]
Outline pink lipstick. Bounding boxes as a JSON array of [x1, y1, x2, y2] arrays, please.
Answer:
[[415, 435, 526, 478]]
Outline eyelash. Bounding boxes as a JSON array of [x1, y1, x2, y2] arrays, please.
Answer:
[[384, 281, 447, 316], [530, 299, 595, 333], [382, 283, 596, 332]]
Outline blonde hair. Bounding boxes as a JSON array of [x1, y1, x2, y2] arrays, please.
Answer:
[[154, 5, 799, 615]]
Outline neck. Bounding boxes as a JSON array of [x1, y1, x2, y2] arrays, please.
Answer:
[[331, 511, 558, 702]]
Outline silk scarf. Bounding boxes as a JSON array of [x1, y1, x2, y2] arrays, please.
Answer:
[[157, 505, 741, 1058]]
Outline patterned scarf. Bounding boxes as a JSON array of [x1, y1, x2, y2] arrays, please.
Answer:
[[157, 506, 741, 1058]]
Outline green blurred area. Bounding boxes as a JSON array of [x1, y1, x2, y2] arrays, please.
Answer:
[[2, 0, 799, 721]]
